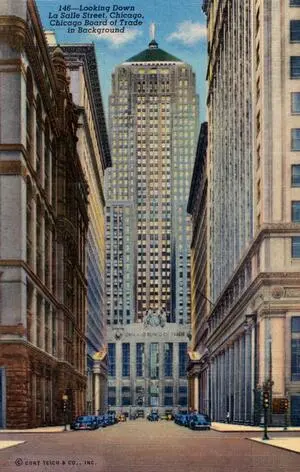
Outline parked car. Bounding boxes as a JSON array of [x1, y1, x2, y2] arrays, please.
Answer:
[[174, 411, 189, 426], [147, 411, 159, 421], [71, 415, 99, 431], [188, 413, 211, 430]]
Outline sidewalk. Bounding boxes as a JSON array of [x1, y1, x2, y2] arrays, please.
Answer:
[[248, 437, 300, 454], [0, 426, 67, 434], [211, 422, 300, 432], [0, 440, 25, 450]]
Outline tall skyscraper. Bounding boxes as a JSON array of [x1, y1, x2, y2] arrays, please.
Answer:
[[105, 31, 198, 414], [194, 0, 300, 426]]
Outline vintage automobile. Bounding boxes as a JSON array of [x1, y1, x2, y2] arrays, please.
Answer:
[[71, 415, 99, 431], [188, 413, 211, 430], [147, 410, 160, 421]]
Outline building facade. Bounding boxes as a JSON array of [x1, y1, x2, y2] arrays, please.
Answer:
[[107, 322, 190, 414], [199, 0, 300, 425], [187, 122, 209, 415], [105, 35, 198, 414], [46, 36, 112, 416], [0, 0, 88, 428]]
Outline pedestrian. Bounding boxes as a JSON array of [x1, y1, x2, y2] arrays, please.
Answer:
[[226, 411, 230, 423]]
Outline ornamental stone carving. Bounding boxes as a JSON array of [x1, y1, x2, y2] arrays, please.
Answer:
[[271, 286, 285, 299]]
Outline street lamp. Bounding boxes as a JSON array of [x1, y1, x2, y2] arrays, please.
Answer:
[[62, 394, 68, 432]]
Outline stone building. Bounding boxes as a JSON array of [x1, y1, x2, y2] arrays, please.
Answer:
[[0, 0, 89, 428], [107, 321, 190, 416], [105, 32, 198, 413], [187, 122, 209, 415], [198, 0, 300, 425], [46, 35, 112, 417]]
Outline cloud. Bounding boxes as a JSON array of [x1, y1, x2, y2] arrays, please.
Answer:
[[167, 21, 206, 46], [90, 28, 142, 48]]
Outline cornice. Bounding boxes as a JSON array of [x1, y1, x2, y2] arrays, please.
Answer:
[[0, 15, 26, 52]]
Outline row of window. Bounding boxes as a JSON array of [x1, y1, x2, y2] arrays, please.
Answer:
[[108, 342, 187, 378]]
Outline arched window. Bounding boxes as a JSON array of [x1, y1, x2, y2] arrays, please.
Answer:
[[44, 213, 51, 288], [36, 198, 43, 279], [26, 177, 33, 267], [36, 95, 43, 182], [26, 69, 34, 164], [44, 120, 51, 199]]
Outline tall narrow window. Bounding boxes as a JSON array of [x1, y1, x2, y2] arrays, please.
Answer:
[[108, 343, 116, 377], [36, 96, 43, 181], [108, 386, 116, 406], [122, 343, 130, 377], [136, 343, 144, 377], [26, 178, 33, 267], [291, 317, 300, 381], [179, 342, 187, 377], [164, 343, 173, 377], [149, 343, 159, 379], [26, 69, 33, 164]]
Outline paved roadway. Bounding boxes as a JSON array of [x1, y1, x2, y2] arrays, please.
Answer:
[[0, 420, 299, 472]]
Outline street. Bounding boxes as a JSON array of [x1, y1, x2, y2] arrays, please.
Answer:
[[0, 420, 299, 472]]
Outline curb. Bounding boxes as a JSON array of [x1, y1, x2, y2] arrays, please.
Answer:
[[246, 437, 300, 455]]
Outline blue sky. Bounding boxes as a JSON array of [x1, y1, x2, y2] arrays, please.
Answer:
[[36, 0, 208, 121]]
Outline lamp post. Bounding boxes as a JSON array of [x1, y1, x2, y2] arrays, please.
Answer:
[[62, 394, 68, 432]]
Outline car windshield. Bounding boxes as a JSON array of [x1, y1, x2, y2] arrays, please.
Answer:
[[76, 416, 94, 422], [194, 414, 207, 421]]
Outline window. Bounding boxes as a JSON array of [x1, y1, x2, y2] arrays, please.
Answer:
[[291, 20, 300, 41], [149, 343, 159, 379], [108, 386, 116, 406], [291, 57, 300, 78], [136, 343, 144, 377], [292, 201, 300, 222], [164, 386, 173, 406], [292, 165, 300, 186], [178, 385, 187, 406], [292, 237, 300, 257], [291, 0, 300, 6], [179, 343, 187, 377], [292, 317, 300, 332], [291, 93, 300, 114], [291, 129, 300, 150], [121, 386, 131, 405], [122, 343, 130, 377], [108, 343, 116, 377], [164, 343, 173, 377], [292, 339, 300, 381]]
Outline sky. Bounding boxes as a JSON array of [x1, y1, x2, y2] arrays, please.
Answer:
[[36, 0, 208, 122]]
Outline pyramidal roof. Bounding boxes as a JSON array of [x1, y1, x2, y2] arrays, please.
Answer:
[[125, 39, 182, 63]]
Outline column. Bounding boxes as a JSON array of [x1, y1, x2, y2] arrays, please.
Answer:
[[234, 339, 239, 422], [228, 344, 233, 421], [94, 372, 100, 415], [245, 328, 252, 424], [194, 375, 199, 411], [210, 359, 215, 420], [239, 336, 245, 422], [251, 323, 256, 424]]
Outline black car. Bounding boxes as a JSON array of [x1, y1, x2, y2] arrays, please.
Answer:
[[147, 411, 159, 421], [188, 413, 211, 430], [71, 415, 99, 430]]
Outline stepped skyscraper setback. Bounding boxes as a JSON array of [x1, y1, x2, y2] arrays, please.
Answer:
[[105, 31, 198, 413]]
